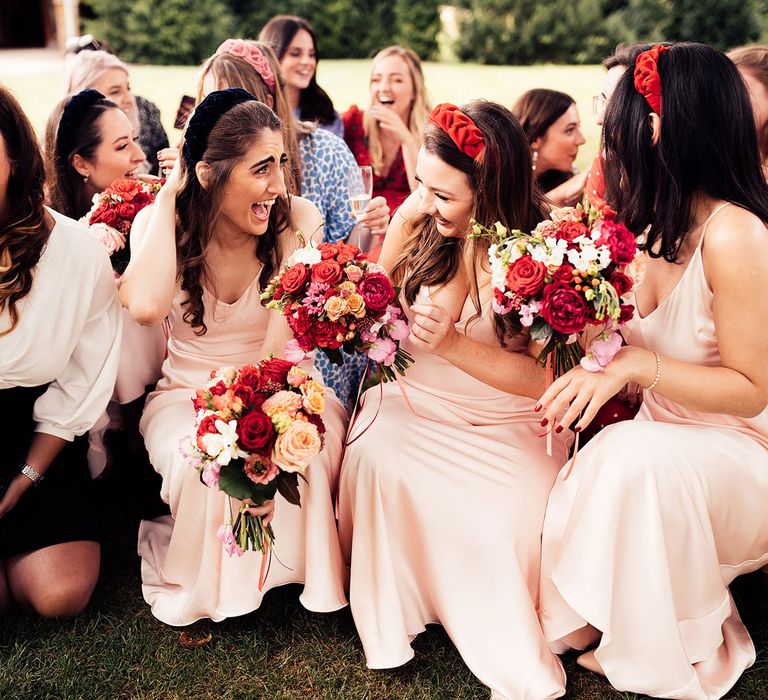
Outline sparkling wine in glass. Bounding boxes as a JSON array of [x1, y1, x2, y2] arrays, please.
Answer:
[[347, 166, 373, 250]]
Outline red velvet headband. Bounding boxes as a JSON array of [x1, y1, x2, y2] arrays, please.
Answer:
[[428, 103, 486, 159], [634, 45, 670, 115]]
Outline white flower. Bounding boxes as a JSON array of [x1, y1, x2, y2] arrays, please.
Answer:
[[200, 420, 248, 465], [291, 245, 322, 266]]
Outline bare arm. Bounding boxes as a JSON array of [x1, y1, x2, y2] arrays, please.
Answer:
[[119, 165, 181, 326], [539, 206, 768, 431]]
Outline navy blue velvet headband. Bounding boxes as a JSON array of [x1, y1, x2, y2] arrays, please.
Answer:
[[56, 88, 105, 159]]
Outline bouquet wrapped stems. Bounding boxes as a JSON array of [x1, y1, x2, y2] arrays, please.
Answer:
[[234, 503, 276, 554]]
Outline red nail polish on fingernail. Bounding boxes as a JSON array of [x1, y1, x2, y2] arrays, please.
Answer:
[[555, 425, 563, 434], [534, 404, 541, 412], [574, 426, 582, 433], [540, 418, 548, 427]]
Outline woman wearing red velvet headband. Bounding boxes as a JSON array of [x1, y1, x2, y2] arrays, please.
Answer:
[[537, 43, 768, 699], [338, 100, 571, 699]]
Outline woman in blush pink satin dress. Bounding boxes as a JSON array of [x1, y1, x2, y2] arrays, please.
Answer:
[[119, 91, 348, 626], [537, 43, 768, 699], [338, 101, 571, 700]]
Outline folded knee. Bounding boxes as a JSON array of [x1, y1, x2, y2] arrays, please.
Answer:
[[29, 580, 96, 618]]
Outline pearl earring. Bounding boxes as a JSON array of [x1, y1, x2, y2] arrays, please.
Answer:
[[532, 150, 538, 172], [83, 175, 89, 183]]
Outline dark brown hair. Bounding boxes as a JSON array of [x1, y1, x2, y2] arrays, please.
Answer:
[[258, 15, 338, 127], [176, 99, 293, 335], [391, 100, 546, 343], [0, 86, 48, 336], [44, 94, 121, 219]]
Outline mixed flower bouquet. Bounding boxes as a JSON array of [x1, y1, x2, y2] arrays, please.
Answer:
[[180, 357, 327, 561], [82, 178, 164, 274], [473, 205, 641, 376], [261, 239, 412, 382]]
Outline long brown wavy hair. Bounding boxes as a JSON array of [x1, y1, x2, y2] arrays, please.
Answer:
[[177, 99, 293, 335], [0, 86, 49, 337], [391, 100, 546, 344]]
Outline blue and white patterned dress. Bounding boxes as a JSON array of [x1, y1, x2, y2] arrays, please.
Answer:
[[298, 127, 368, 409]]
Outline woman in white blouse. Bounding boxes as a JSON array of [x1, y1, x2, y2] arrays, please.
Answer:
[[0, 86, 122, 617]]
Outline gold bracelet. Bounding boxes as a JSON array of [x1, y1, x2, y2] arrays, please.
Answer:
[[644, 352, 662, 391]]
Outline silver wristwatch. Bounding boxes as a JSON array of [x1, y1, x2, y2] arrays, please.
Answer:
[[20, 463, 44, 485]]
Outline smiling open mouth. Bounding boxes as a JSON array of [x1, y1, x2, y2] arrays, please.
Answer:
[[251, 199, 275, 221]]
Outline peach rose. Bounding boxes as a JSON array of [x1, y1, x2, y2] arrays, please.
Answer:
[[345, 264, 363, 283], [272, 420, 322, 473], [345, 293, 366, 318], [338, 281, 357, 297], [300, 379, 326, 415], [287, 366, 309, 387], [261, 390, 302, 419], [324, 295, 348, 322]]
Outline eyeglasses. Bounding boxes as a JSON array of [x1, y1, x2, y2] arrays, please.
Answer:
[[65, 35, 105, 54], [592, 93, 607, 120]]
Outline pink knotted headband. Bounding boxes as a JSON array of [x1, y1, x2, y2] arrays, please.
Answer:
[[634, 44, 670, 115], [428, 103, 486, 159], [216, 39, 276, 95]]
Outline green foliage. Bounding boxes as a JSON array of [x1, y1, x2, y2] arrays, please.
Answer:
[[454, 0, 768, 64], [85, 0, 235, 65]]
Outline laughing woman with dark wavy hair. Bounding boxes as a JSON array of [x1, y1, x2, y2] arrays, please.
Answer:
[[0, 86, 121, 617], [120, 90, 348, 626]]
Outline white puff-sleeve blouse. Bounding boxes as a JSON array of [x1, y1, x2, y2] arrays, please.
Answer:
[[0, 210, 123, 441]]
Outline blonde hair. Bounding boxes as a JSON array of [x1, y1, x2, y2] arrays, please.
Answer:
[[198, 40, 304, 193], [364, 46, 430, 176], [729, 45, 768, 162], [62, 49, 129, 94]]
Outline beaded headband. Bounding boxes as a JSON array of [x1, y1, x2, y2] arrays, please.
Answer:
[[56, 89, 105, 159], [216, 39, 277, 95], [182, 88, 257, 165], [428, 103, 486, 159], [634, 45, 670, 115]]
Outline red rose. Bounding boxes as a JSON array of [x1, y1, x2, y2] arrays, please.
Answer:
[[619, 303, 634, 325], [357, 272, 395, 314], [311, 259, 344, 285], [280, 263, 310, 295], [196, 413, 219, 438], [231, 382, 255, 408], [599, 219, 637, 265], [236, 410, 276, 454], [209, 380, 228, 396], [319, 242, 339, 260], [101, 209, 119, 227], [505, 256, 546, 296], [117, 202, 136, 220], [552, 263, 575, 286], [110, 179, 142, 202], [540, 284, 589, 335], [336, 243, 360, 265], [237, 365, 263, 391], [556, 220, 589, 245], [314, 320, 344, 349], [609, 270, 632, 297], [260, 357, 294, 386]]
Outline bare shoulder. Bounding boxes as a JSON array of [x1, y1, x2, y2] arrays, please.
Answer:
[[287, 195, 323, 241], [703, 204, 768, 282]]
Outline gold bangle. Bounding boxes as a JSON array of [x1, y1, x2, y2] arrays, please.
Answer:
[[644, 352, 662, 391]]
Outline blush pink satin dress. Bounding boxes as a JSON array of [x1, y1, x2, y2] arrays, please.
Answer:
[[338, 286, 571, 700], [138, 280, 348, 626], [540, 204, 768, 699]]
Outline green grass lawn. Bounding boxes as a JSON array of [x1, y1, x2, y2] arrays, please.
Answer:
[[1, 56, 767, 699], [1, 58, 602, 171]]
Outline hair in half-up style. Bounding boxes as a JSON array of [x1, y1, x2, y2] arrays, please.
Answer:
[[391, 100, 546, 343], [0, 87, 48, 336], [44, 90, 122, 219], [176, 92, 292, 335], [604, 42, 768, 262]]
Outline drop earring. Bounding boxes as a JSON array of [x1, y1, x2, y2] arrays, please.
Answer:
[[532, 150, 538, 172], [83, 174, 89, 183]]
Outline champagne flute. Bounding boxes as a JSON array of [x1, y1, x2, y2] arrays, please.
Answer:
[[347, 166, 373, 251]]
